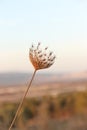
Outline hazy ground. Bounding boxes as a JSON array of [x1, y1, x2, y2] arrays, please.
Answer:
[[0, 72, 87, 130], [0, 79, 87, 102]]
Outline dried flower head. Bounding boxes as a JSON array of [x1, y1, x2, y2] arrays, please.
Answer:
[[29, 43, 56, 70]]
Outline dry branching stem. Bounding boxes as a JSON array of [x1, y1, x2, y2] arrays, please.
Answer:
[[8, 43, 55, 130]]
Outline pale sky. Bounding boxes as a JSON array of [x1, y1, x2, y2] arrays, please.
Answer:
[[0, 0, 87, 73]]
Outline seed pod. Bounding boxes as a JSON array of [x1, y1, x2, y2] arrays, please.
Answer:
[[45, 47, 48, 50], [29, 43, 55, 70]]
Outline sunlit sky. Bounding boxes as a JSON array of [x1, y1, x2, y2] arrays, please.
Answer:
[[0, 0, 87, 73]]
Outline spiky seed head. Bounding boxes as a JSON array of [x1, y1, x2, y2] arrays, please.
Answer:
[[29, 43, 56, 70]]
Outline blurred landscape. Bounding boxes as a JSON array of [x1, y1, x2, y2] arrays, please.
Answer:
[[0, 71, 87, 130], [0, 0, 87, 129]]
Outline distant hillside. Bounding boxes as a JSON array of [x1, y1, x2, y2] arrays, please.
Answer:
[[0, 71, 87, 86], [0, 73, 57, 86]]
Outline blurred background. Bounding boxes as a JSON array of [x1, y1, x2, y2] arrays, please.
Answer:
[[0, 0, 87, 130]]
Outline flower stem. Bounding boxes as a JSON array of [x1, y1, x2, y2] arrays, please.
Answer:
[[8, 69, 37, 130]]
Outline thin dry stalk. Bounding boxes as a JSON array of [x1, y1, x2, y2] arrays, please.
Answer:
[[8, 70, 37, 130], [8, 43, 55, 130]]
